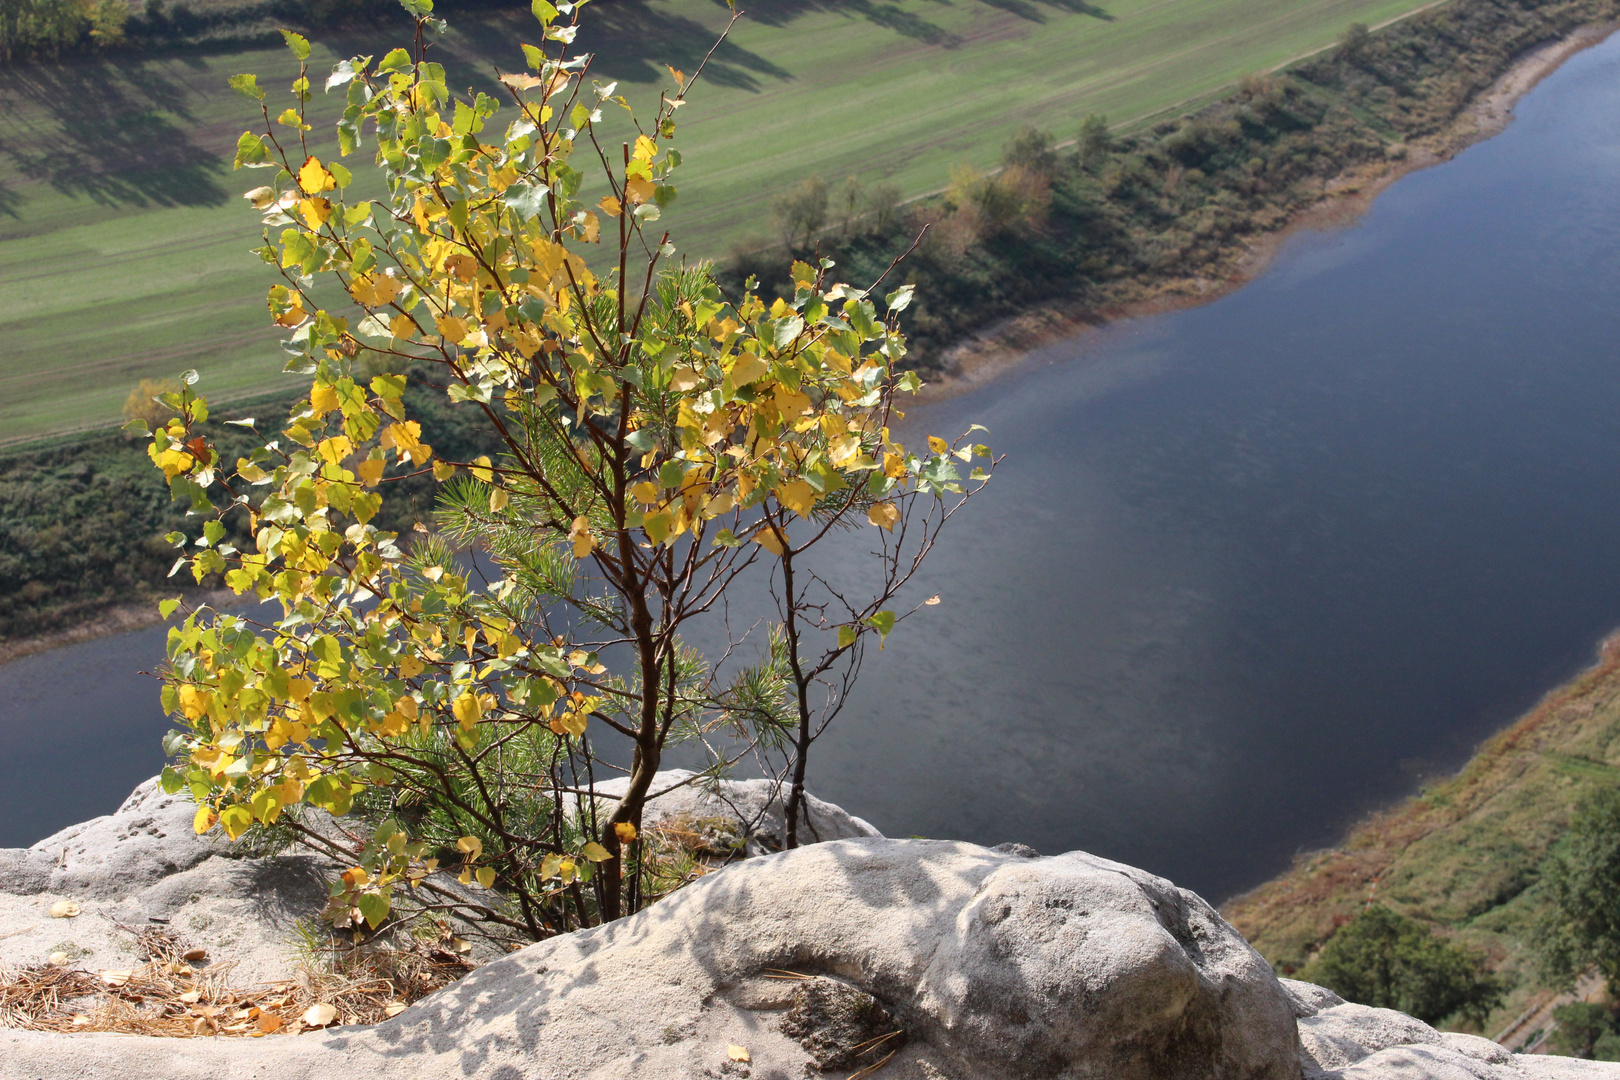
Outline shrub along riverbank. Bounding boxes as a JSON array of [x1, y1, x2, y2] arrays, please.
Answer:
[[730, 0, 1620, 373]]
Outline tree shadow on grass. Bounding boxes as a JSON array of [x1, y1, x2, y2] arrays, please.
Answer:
[[1038, 0, 1114, 19], [719, 0, 1111, 38], [0, 58, 228, 209], [723, 0, 963, 46], [435, 1, 792, 92]]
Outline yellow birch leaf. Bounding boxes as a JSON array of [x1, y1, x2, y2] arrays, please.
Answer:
[[868, 502, 900, 531], [624, 175, 655, 204], [754, 527, 785, 556], [582, 841, 612, 862], [298, 197, 332, 229], [399, 654, 425, 678], [452, 691, 483, 730], [469, 455, 493, 483], [376, 710, 410, 736], [927, 435, 949, 456], [614, 822, 638, 844], [728, 353, 767, 386], [475, 866, 496, 888], [489, 488, 509, 511], [310, 381, 338, 415], [569, 516, 594, 558], [775, 480, 815, 519], [350, 273, 401, 306], [390, 313, 417, 339], [728, 1046, 750, 1063], [670, 368, 702, 392], [219, 805, 253, 840], [297, 155, 333, 195], [357, 457, 385, 486], [598, 195, 621, 218], [193, 806, 216, 834], [456, 835, 483, 860], [632, 134, 657, 162]]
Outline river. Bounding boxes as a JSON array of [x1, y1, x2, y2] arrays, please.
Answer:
[[6, 34, 1620, 902]]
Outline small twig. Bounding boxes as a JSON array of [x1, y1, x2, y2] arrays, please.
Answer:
[[846, 1047, 899, 1080], [848, 1028, 904, 1055]]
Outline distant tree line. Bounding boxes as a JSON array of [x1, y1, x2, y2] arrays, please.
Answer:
[[0, 0, 128, 63], [0, 0, 484, 62], [728, 0, 1620, 372]]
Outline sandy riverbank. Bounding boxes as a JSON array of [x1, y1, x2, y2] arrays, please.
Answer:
[[916, 22, 1620, 404], [0, 590, 231, 667]]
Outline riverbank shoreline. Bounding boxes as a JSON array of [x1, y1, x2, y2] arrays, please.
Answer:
[[0, 590, 228, 667], [916, 21, 1620, 404], [1222, 626, 1620, 1040]]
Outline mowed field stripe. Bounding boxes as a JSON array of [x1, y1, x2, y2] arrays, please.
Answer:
[[0, 0, 1444, 443]]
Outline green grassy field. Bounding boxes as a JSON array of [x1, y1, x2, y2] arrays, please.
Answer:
[[0, 0, 1442, 443]]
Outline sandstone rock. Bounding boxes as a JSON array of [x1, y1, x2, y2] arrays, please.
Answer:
[[0, 776, 230, 900], [595, 768, 882, 854], [913, 848, 1299, 1079], [0, 838, 1305, 1080], [1301, 1001, 1446, 1073], [4, 782, 1614, 1080], [0, 770, 874, 997], [1292, 991, 1620, 1079], [1282, 976, 1347, 1018]]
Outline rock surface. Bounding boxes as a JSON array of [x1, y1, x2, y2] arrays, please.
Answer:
[[1286, 978, 1620, 1079], [0, 838, 1302, 1079], [1, 782, 1617, 1080], [597, 767, 883, 853], [0, 777, 330, 986]]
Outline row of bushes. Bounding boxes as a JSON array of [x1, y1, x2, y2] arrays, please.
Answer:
[[0, 0, 131, 63], [729, 0, 1620, 372], [0, 368, 501, 642], [1, 0, 438, 63]]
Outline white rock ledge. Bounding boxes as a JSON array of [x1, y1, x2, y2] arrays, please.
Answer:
[[0, 778, 1613, 1080]]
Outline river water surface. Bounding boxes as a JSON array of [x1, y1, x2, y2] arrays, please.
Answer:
[[7, 36, 1620, 901]]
